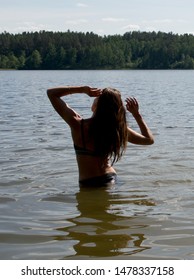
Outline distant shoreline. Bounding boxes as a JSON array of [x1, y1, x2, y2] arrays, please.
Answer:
[[1, 31, 194, 70], [1, 68, 194, 71]]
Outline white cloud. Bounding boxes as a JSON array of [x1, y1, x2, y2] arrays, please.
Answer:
[[153, 19, 172, 24], [142, 19, 173, 25], [2, 21, 49, 33], [102, 17, 126, 23], [121, 24, 140, 31], [96, 29, 105, 35], [76, 3, 88, 8], [66, 19, 88, 26]]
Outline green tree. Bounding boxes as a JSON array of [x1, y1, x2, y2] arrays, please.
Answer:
[[0, 55, 9, 68], [8, 53, 19, 69], [1, 30, 194, 70], [44, 43, 57, 69], [66, 48, 77, 68], [26, 50, 42, 69], [58, 47, 66, 69], [18, 51, 26, 69]]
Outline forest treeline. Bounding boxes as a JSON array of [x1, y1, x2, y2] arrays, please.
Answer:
[[1, 30, 194, 70]]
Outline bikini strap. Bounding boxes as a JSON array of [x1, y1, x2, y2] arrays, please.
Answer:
[[81, 119, 86, 149]]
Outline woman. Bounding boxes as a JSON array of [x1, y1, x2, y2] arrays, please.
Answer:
[[47, 86, 154, 186]]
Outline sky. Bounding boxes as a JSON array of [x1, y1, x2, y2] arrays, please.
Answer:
[[1, 0, 194, 36]]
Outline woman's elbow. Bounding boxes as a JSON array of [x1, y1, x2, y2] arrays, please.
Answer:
[[148, 137, 154, 145], [47, 89, 53, 99]]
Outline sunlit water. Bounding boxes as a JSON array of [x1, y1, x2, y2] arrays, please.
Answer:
[[0, 70, 194, 260]]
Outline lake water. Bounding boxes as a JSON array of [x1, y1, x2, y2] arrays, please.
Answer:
[[0, 70, 194, 260]]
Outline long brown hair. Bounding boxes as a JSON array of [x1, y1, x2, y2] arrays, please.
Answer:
[[90, 87, 128, 165]]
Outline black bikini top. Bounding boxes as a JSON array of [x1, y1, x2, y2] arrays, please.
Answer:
[[74, 119, 98, 156]]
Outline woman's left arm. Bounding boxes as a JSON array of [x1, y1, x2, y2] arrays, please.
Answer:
[[126, 97, 154, 145]]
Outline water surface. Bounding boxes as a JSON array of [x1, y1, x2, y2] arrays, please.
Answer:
[[0, 70, 194, 259]]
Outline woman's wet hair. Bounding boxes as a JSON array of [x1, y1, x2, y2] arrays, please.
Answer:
[[90, 87, 128, 165]]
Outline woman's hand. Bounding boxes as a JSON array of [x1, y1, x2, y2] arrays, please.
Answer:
[[84, 86, 102, 97], [125, 97, 139, 116]]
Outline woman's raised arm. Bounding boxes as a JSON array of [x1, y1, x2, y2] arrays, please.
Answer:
[[126, 97, 154, 145], [47, 86, 101, 127]]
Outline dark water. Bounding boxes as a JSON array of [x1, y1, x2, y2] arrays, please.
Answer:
[[0, 70, 194, 259]]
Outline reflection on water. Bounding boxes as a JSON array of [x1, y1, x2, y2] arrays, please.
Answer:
[[56, 187, 152, 258]]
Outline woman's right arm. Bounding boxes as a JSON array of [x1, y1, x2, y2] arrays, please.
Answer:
[[47, 86, 101, 127]]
